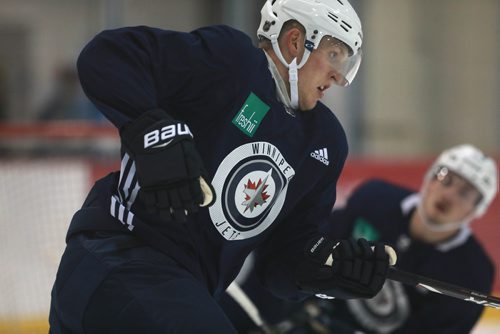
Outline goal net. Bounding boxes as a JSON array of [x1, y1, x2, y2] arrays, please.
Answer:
[[0, 122, 119, 334]]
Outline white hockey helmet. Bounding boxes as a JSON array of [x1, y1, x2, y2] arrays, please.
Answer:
[[257, 0, 363, 86], [426, 144, 498, 218]]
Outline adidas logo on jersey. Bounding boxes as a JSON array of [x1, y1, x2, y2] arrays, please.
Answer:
[[310, 148, 330, 166]]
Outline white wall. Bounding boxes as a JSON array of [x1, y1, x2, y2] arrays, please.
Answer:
[[0, 0, 498, 153], [0, 0, 224, 120], [360, 0, 500, 156]]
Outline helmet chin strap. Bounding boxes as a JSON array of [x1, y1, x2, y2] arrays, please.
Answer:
[[270, 35, 311, 110]]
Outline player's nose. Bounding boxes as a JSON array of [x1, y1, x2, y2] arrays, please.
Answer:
[[330, 70, 347, 86]]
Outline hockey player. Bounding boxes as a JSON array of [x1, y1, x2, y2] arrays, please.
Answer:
[[225, 144, 497, 333], [48, 1, 396, 333], [318, 144, 498, 334]]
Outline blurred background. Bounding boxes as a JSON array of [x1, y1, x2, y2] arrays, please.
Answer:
[[0, 0, 498, 333]]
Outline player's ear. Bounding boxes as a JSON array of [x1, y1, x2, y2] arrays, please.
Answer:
[[283, 27, 304, 59]]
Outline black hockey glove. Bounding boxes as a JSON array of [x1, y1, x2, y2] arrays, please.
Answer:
[[296, 237, 396, 300], [120, 109, 215, 222]]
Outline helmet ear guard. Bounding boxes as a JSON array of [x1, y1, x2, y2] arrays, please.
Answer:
[[425, 144, 499, 218]]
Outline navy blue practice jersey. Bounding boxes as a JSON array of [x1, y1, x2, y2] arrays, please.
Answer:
[[65, 25, 348, 299], [321, 179, 495, 334]]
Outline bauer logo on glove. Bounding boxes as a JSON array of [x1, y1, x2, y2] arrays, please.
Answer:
[[143, 123, 193, 149], [121, 109, 216, 223]]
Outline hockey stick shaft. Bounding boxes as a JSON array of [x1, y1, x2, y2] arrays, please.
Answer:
[[388, 267, 500, 309], [226, 282, 276, 334]]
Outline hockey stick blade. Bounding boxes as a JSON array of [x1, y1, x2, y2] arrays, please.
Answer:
[[388, 267, 500, 310]]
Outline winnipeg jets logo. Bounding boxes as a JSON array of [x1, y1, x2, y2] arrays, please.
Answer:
[[242, 169, 272, 213], [347, 281, 410, 332], [209, 142, 295, 240]]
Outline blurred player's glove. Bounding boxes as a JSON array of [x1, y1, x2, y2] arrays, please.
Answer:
[[296, 237, 396, 299], [120, 109, 215, 222]]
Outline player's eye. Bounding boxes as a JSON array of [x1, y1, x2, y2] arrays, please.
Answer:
[[329, 45, 348, 63], [329, 51, 339, 60], [457, 185, 480, 202]]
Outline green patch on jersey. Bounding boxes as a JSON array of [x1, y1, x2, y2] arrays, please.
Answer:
[[232, 92, 270, 137], [352, 218, 380, 241]]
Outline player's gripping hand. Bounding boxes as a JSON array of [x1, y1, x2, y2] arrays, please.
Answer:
[[296, 237, 396, 299], [120, 109, 215, 222]]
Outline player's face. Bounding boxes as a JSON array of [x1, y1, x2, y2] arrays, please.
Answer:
[[421, 167, 482, 224], [297, 37, 350, 110]]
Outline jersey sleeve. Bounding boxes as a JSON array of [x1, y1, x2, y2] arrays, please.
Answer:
[[253, 139, 348, 301], [320, 180, 373, 239], [321, 179, 407, 240], [77, 25, 248, 128]]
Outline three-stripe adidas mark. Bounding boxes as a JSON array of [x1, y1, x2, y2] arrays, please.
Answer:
[[310, 148, 329, 166]]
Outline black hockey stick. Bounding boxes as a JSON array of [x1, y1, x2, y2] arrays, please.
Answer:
[[388, 267, 500, 309]]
